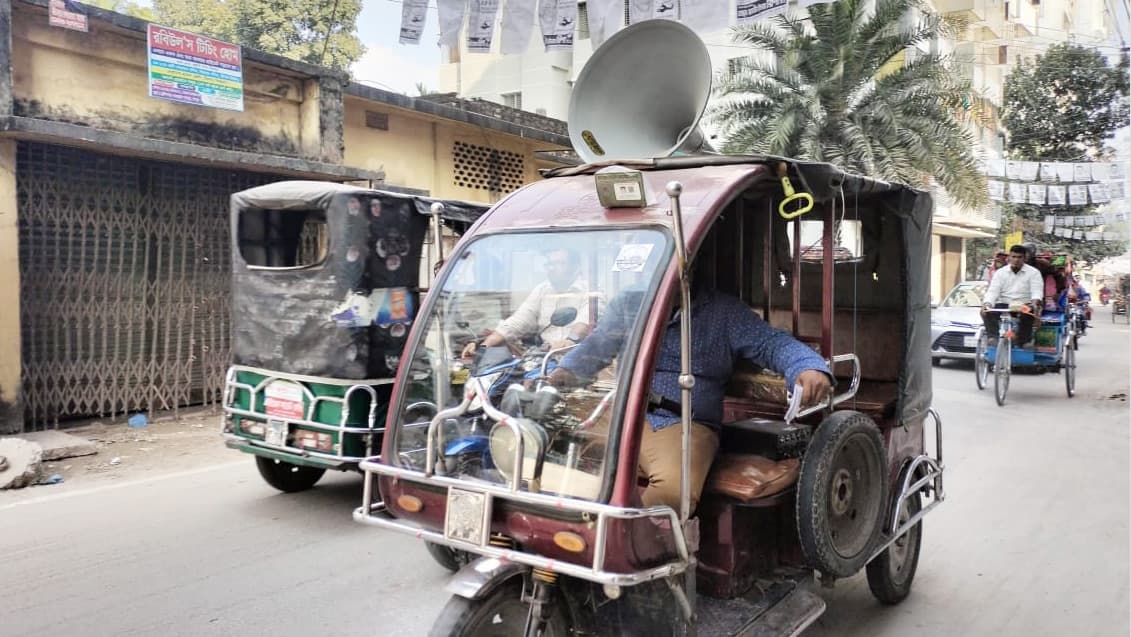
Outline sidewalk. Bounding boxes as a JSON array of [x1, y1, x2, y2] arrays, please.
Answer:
[[0, 406, 233, 502]]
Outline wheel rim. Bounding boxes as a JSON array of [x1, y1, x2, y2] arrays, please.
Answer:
[[826, 434, 884, 558], [975, 334, 989, 389], [1066, 347, 1076, 396], [887, 499, 919, 582], [994, 344, 1010, 405], [471, 592, 534, 636]]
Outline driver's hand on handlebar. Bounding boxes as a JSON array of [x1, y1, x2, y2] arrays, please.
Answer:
[[797, 370, 833, 407], [460, 341, 478, 358]]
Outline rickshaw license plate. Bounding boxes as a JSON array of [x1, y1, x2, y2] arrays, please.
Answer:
[[444, 488, 490, 546], [265, 419, 287, 447], [963, 336, 979, 347]]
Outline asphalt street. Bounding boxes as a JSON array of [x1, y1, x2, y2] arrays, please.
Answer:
[[1, 306, 1127, 637]]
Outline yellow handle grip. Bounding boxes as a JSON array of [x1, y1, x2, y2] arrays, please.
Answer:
[[778, 175, 814, 220]]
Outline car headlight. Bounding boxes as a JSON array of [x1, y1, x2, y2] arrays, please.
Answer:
[[488, 418, 548, 484]]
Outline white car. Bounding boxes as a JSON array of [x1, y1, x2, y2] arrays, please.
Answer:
[[931, 281, 988, 362]]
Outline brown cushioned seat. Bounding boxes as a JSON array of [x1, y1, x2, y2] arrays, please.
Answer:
[[704, 454, 800, 503]]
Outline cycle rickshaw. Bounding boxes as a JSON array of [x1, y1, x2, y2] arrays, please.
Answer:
[[974, 302, 1077, 405], [352, 21, 944, 636]]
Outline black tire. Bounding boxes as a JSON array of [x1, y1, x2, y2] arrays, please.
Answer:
[[1064, 344, 1076, 398], [796, 411, 889, 579], [974, 332, 989, 391], [429, 580, 569, 637], [425, 541, 475, 573], [993, 342, 1010, 407], [254, 456, 325, 493], [866, 491, 923, 605]]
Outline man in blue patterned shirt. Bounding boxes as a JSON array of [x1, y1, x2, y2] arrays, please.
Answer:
[[550, 287, 832, 514]]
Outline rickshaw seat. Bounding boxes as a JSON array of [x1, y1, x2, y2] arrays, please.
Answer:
[[704, 454, 800, 504]]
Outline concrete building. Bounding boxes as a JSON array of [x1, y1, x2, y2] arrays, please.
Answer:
[[436, 0, 1122, 301], [0, 0, 569, 432]]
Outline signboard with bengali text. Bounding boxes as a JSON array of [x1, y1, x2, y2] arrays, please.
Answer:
[[147, 24, 244, 112]]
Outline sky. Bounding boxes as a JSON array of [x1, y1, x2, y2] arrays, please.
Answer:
[[352, 1, 444, 95]]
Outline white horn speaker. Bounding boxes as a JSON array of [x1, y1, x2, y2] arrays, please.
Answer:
[[568, 19, 713, 164]]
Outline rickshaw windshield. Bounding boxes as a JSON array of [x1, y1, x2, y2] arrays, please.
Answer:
[[392, 228, 670, 502]]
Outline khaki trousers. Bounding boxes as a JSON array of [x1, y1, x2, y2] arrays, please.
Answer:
[[638, 421, 719, 515]]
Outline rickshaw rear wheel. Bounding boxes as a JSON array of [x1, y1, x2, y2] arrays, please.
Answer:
[[1064, 345, 1076, 398], [429, 579, 569, 637], [254, 456, 325, 493], [425, 541, 474, 573], [796, 411, 888, 579], [993, 342, 1010, 406], [974, 332, 989, 390], [866, 491, 922, 605]]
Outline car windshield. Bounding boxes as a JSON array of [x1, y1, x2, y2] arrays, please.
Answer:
[[941, 283, 987, 307], [391, 228, 670, 502]]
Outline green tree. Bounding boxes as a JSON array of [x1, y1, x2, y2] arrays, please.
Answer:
[[710, 0, 987, 209], [1001, 43, 1129, 264], [150, 0, 364, 71], [83, 0, 155, 21]]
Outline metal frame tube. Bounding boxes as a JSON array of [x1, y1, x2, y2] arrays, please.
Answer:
[[666, 181, 694, 525]]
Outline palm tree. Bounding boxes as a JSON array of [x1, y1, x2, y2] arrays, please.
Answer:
[[710, 0, 987, 209]]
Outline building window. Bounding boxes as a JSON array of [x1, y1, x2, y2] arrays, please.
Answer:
[[501, 91, 522, 110], [452, 141, 526, 193], [578, 2, 590, 39]]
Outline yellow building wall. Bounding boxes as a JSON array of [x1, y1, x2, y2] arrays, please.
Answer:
[[10, 8, 311, 158], [0, 139, 20, 431], [343, 96, 564, 202]]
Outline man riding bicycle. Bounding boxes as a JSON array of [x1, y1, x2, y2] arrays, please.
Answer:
[[981, 244, 1043, 347]]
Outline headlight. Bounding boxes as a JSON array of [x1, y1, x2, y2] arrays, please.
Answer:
[[488, 418, 548, 484]]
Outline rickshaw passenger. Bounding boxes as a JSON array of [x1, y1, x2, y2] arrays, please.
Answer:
[[982, 244, 1043, 346], [549, 285, 832, 514], [462, 247, 593, 356]]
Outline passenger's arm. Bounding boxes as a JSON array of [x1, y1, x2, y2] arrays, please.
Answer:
[[553, 290, 641, 382], [727, 300, 833, 405]]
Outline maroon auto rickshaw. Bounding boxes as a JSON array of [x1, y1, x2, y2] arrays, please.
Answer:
[[354, 20, 944, 636]]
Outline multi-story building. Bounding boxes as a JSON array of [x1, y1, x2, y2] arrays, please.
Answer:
[[437, 0, 1122, 301]]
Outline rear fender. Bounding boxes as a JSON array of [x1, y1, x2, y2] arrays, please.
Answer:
[[446, 556, 529, 601]]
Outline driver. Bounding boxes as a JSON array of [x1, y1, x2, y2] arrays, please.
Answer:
[[981, 244, 1043, 346], [463, 247, 593, 356], [548, 282, 832, 515]]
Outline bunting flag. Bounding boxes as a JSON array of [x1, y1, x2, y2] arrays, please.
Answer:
[[1091, 163, 1112, 181], [681, 0, 731, 30], [1006, 160, 1022, 180], [1020, 161, 1039, 181], [988, 180, 1005, 201], [1027, 184, 1046, 205], [628, 0, 652, 24], [1073, 163, 1091, 182], [1088, 182, 1110, 203], [987, 159, 1005, 177], [539, 0, 576, 51], [586, 0, 623, 48], [467, 0, 500, 53], [737, 0, 788, 24], [1008, 182, 1026, 203], [1068, 184, 1088, 205], [399, 0, 429, 45], [1055, 162, 1074, 182], [500, 0, 535, 54], [1039, 162, 1058, 182], [438, 0, 467, 49], [653, 0, 679, 20]]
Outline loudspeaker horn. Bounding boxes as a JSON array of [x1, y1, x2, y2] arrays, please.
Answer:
[[568, 19, 713, 164]]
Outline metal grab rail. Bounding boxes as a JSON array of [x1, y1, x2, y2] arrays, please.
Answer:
[[355, 457, 691, 586], [791, 352, 862, 421], [221, 365, 387, 460]]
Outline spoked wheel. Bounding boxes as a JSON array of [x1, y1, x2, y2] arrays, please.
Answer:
[[993, 341, 1011, 406], [866, 491, 923, 605], [254, 456, 326, 493], [425, 541, 475, 573], [797, 411, 889, 578], [974, 332, 990, 391], [1064, 344, 1076, 398], [429, 580, 569, 637]]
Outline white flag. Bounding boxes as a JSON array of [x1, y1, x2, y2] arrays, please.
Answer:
[[1068, 184, 1088, 205], [1008, 182, 1026, 203], [987, 159, 1006, 177], [737, 0, 788, 24], [800, 0, 835, 6], [988, 180, 1005, 201], [1091, 163, 1112, 182], [586, 0, 622, 47], [467, 0, 499, 53], [681, 0, 731, 30], [1088, 182, 1110, 203], [1073, 163, 1091, 183], [1044, 215, 1055, 233], [1027, 184, 1046, 205], [1056, 162, 1074, 182], [653, 0, 678, 19], [1006, 160, 1022, 180], [438, 0, 467, 49], [539, 0, 576, 51], [1112, 162, 1125, 180], [500, 0, 535, 54], [1109, 181, 1126, 200], [628, 0, 651, 24], [1086, 231, 1102, 241], [1039, 162, 1058, 182], [1020, 161, 1039, 181], [1048, 185, 1066, 206], [399, 0, 429, 44]]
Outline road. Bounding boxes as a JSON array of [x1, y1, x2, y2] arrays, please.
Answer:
[[2, 306, 1127, 637]]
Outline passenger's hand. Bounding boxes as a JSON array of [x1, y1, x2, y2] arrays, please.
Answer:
[[797, 370, 832, 407], [460, 341, 478, 358], [547, 366, 578, 389]]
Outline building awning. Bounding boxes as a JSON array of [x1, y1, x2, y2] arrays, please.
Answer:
[[933, 222, 995, 239]]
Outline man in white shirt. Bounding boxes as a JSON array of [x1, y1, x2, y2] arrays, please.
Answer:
[[463, 248, 593, 355], [981, 244, 1044, 346]]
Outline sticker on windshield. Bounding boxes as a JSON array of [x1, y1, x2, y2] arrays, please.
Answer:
[[612, 244, 654, 272]]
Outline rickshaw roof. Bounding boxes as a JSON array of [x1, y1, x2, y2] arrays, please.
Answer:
[[479, 155, 925, 240], [230, 180, 490, 225]]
